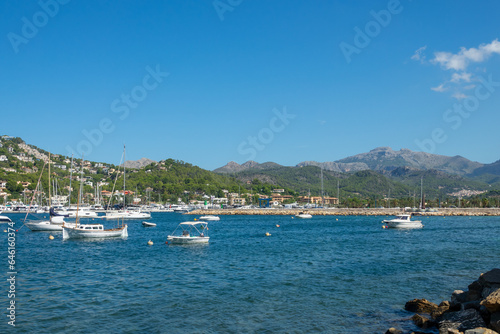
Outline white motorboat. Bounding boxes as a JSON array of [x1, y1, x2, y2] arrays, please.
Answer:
[[382, 214, 423, 229], [173, 205, 190, 213], [65, 206, 98, 218], [142, 221, 156, 227], [0, 214, 12, 223], [167, 221, 209, 244], [62, 223, 128, 239], [295, 212, 312, 219], [199, 215, 220, 221], [104, 210, 151, 219]]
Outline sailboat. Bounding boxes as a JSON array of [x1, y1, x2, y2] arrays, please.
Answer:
[[24, 154, 74, 232], [104, 146, 151, 220], [62, 155, 128, 240]]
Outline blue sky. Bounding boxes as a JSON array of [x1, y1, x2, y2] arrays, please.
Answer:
[[1, 0, 500, 170]]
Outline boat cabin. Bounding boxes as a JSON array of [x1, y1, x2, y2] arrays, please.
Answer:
[[76, 224, 104, 230]]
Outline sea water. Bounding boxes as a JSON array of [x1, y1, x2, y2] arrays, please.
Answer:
[[1, 213, 499, 333]]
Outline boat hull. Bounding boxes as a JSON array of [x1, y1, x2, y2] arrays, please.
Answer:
[[25, 221, 75, 231], [199, 216, 220, 221], [66, 211, 98, 218], [295, 214, 312, 219], [62, 225, 128, 239], [384, 220, 423, 229], [0, 215, 12, 223], [167, 236, 209, 244], [104, 212, 151, 219]]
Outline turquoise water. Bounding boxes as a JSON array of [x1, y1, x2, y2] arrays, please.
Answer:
[[2, 213, 499, 333]]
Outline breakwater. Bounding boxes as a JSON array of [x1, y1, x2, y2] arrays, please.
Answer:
[[187, 208, 500, 216]]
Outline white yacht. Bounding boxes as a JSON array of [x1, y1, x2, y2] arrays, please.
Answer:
[[382, 214, 423, 229], [104, 209, 151, 220], [65, 205, 98, 218], [295, 212, 313, 219], [199, 215, 220, 221], [0, 213, 12, 223]]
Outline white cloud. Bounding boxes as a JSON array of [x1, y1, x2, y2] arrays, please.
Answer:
[[431, 39, 500, 71], [452, 93, 467, 100], [411, 46, 427, 62], [464, 84, 476, 90], [450, 72, 472, 83], [431, 84, 447, 92]]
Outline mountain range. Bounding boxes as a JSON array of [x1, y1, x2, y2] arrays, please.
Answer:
[[214, 147, 499, 178], [2, 135, 499, 201]]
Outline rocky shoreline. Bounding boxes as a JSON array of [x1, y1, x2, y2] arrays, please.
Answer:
[[187, 208, 500, 216], [385, 269, 500, 334]]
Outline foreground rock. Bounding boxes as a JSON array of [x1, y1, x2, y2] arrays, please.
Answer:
[[386, 269, 500, 334]]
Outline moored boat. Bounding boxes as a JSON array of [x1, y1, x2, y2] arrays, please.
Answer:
[[382, 214, 423, 229], [62, 153, 128, 240], [62, 224, 128, 239], [167, 221, 209, 244], [199, 215, 220, 221], [295, 212, 312, 219], [0, 214, 12, 223]]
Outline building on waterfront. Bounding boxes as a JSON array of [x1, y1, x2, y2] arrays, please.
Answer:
[[298, 196, 338, 206], [271, 194, 294, 203]]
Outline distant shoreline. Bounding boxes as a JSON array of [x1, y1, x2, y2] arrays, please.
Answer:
[[187, 208, 500, 216]]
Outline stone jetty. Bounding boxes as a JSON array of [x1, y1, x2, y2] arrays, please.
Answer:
[[386, 268, 500, 334], [187, 208, 500, 216]]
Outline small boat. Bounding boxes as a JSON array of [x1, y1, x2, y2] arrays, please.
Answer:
[[173, 205, 190, 213], [0, 214, 12, 223], [167, 221, 209, 244], [295, 212, 312, 219], [62, 223, 128, 239], [199, 215, 220, 221], [142, 221, 156, 227], [382, 214, 423, 229]]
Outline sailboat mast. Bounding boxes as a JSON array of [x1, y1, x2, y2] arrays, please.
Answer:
[[123, 145, 126, 210], [48, 153, 52, 208], [419, 176, 424, 209], [76, 155, 84, 227], [68, 154, 74, 207]]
